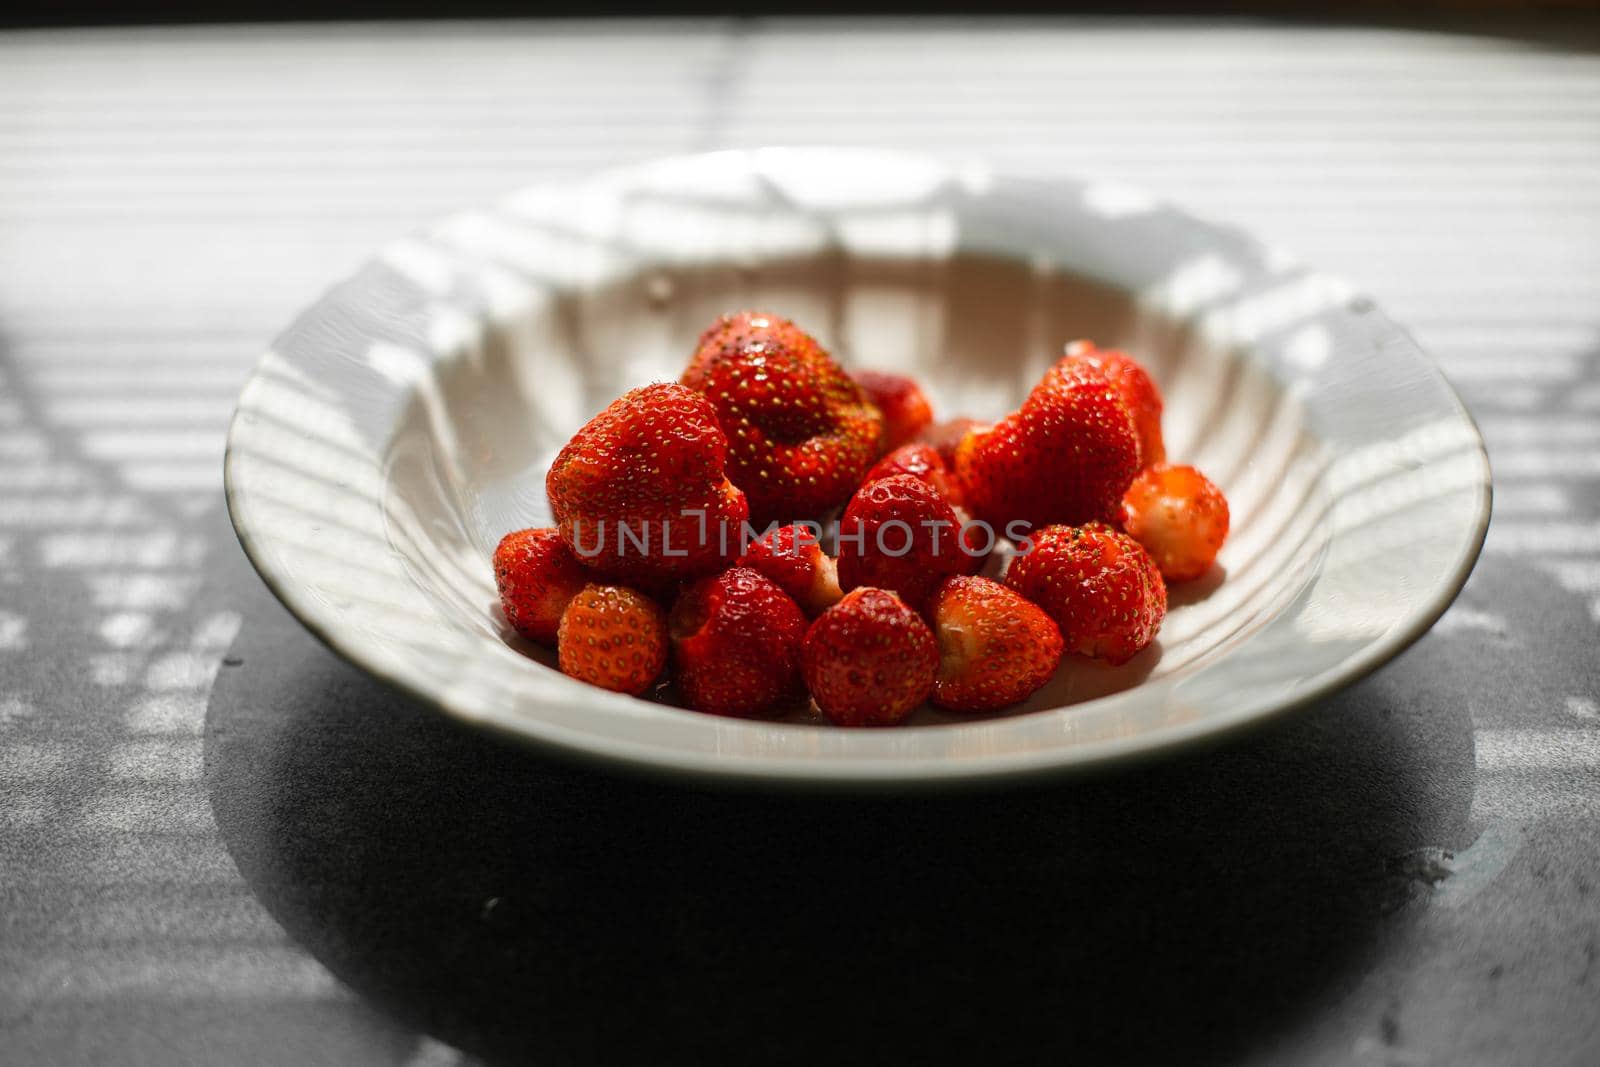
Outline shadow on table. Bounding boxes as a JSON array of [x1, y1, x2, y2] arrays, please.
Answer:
[[205, 590, 1476, 1066]]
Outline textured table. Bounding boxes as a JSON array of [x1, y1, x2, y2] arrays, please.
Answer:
[[2, 18, 1599, 1066]]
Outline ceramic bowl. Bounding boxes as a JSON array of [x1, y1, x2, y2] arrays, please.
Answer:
[[224, 147, 1490, 786]]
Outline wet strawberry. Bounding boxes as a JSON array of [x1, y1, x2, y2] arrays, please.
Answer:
[[682, 312, 883, 526], [1122, 464, 1230, 582], [1003, 523, 1166, 665], [1050, 340, 1166, 467], [927, 575, 1064, 712], [916, 417, 984, 468], [853, 369, 934, 452], [493, 527, 590, 645], [546, 383, 747, 591], [669, 567, 808, 717], [736, 523, 842, 616], [802, 587, 938, 727], [557, 583, 669, 696], [955, 370, 1138, 533], [836, 474, 979, 611], [862, 442, 963, 507]]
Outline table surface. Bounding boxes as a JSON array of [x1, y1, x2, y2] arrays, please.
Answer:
[[2, 17, 1599, 1066]]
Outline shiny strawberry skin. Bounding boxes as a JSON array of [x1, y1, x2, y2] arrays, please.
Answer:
[[955, 370, 1139, 533], [736, 523, 843, 617], [927, 575, 1064, 712], [801, 587, 938, 727], [1003, 523, 1166, 666], [556, 584, 668, 696], [669, 567, 808, 717], [853, 369, 934, 452], [546, 382, 748, 590], [493, 527, 591, 645], [862, 442, 963, 507], [1051, 340, 1166, 468], [682, 312, 883, 526], [1122, 464, 1230, 582], [836, 474, 980, 611]]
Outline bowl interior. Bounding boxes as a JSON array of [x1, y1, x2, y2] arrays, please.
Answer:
[[228, 149, 1489, 781]]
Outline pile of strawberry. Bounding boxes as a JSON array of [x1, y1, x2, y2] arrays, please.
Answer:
[[494, 312, 1229, 726]]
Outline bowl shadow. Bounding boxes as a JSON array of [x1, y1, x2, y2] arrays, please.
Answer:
[[205, 592, 1475, 1066]]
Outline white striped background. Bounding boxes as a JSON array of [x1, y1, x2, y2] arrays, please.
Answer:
[[0, 18, 1596, 1065]]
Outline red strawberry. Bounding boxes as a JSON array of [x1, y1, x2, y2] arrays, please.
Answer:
[[836, 474, 979, 611], [917, 417, 983, 468], [801, 587, 938, 727], [853, 369, 934, 452], [1122, 464, 1230, 582], [1004, 523, 1166, 666], [927, 576, 1064, 712], [955, 370, 1138, 533], [546, 383, 747, 591], [557, 584, 668, 696], [1051, 341, 1166, 467], [493, 527, 590, 645], [862, 442, 963, 507], [669, 567, 808, 717], [736, 523, 842, 616], [682, 312, 883, 526]]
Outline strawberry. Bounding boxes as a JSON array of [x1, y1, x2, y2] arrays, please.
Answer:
[[954, 369, 1138, 533], [836, 474, 979, 611], [916, 417, 983, 468], [736, 523, 842, 616], [853, 369, 934, 452], [1122, 464, 1230, 582], [926, 576, 1065, 712], [1003, 523, 1166, 665], [493, 527, 590, 645], [546, 383, 747, 591], [669, 567, 808, 717], [862, 442, 963, 507], [682, 312, 883, 526], [557, 583, 668, 696], [801, 587, 938, 727], [1051, 340, 1166, 468]]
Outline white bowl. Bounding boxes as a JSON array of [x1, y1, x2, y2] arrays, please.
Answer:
[[224, 148, 1490, 786]]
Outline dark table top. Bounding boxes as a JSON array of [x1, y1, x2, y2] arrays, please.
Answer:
[[2, 17, 1598, 1066]]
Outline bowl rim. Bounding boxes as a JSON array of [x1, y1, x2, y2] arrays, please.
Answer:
[[223, 147, 1493, 788]]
